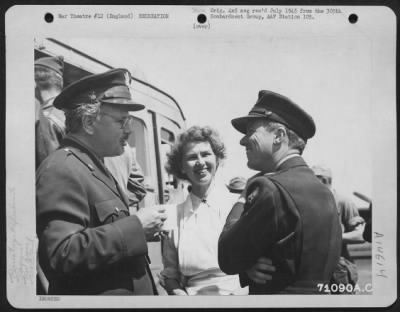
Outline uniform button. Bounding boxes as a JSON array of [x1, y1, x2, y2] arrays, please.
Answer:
[[115, 207, 120, 213]]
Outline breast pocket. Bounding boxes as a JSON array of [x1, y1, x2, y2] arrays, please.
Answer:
[[95, 198, 129, 224]]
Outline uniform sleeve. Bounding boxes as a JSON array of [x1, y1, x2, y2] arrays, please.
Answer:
[[222, 201, 245, 232], [35, 109, 60, 169], [159, 230, 182, 284], [47, 112, 66, 144], [218, 177, 284, 274], [36, 160, 148, 276]]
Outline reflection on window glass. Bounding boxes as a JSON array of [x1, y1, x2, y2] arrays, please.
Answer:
[[160, 128, 175, 188], [127, 117, 148, 177], [161, 128, 174, 143]]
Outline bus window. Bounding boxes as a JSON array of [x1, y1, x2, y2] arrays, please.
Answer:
[[160, 128, 175, 184], [126, 116, 157, 198], [160, 128, 178, 203], [127, 117, 147, 173]]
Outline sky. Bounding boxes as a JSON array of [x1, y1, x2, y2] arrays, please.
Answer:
[[64, 33, 374, 205]]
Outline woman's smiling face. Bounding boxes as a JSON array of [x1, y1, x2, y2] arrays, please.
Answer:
[[181, 141, 218, 187]]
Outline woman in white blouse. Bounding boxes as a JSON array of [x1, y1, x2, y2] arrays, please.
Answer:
[[160, 126, 248, 295]]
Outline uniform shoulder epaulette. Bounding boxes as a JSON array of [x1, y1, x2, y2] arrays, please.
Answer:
[[63, 147, 95, 171], [63, 147, 72, 155]]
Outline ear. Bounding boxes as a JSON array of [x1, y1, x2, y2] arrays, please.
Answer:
[[81, 115, 97, 135], [273, 127, 286, 145]]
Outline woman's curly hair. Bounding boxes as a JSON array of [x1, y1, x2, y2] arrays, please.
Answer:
[[165, 125, 226, 181]]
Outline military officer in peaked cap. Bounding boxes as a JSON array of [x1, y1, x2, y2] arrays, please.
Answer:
[[218, 90, 342, 294], [36, 68, 167, 295]]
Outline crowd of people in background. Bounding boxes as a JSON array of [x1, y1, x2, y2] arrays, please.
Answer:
[[35, 56, 370, 296]]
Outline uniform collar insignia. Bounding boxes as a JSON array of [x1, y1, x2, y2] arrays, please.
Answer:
[[124, 72, 130, 86], [247, 187, 259, 204], [88, 91, 97, 103]]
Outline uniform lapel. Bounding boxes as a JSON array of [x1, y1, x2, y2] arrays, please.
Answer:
[[87, 154, 130, 208], [92, 170, 126, 202], [62, 135, 130, 208]]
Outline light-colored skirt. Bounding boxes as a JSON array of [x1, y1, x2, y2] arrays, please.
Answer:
[[183, 269, 248, 295]]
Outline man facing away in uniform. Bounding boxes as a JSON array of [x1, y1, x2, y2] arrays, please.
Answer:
[[36, 68, 167, 295], [312, 165, 365, 261], [218, 90, 342, 294], [312, 165, 365, 291], [35, 56, 65, 168], [35, 56, 66, 143]]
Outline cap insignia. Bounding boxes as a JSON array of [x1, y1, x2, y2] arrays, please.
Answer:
[[124, 72, 131, 86], [247, 187, 259, 204], [88, 91, 97, 103]]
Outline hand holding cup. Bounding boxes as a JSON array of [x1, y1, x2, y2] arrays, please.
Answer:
[[136, 205, 168, 241]]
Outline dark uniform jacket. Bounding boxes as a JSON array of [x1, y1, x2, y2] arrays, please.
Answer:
[[218, 156, 342, 294], [35, 99, 59, 169], [42, 97, 66, 145], [36, 135, 156, 295]]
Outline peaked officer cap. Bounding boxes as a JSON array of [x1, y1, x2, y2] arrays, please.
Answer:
[[35, 56, 64, 77], [231, 90, 316, 141], [226, 176, 247, 194], [311, 165, 332, 178], [53, 68, 145, 111]]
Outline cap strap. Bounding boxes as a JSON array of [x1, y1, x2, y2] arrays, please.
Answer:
[[99, 85, 132, 101], [249, 108, 302, 138], [250, 107, 273, 117]]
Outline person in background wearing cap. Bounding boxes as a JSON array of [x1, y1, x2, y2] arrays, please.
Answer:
[[312, 165, 365, 292], [312, 165, 365, 258], [36, 68, 167, 295], [35, 56, 65, 168], [35, 56, 66, 143], [218, 90, 342, 294], [226, 176, 247, 194]]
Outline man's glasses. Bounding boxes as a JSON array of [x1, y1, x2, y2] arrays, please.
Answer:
[[99, 112, 135, 131]]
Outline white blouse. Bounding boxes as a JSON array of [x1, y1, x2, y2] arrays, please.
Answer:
[[160, 178, 248, 295]]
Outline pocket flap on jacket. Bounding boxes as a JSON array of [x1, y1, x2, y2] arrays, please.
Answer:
[[95, 198, 129, 223]]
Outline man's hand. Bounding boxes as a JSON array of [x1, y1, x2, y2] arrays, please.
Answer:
[[343, 216, 366, 244], [136, 206, 167, 241], [246, 257, 276, 284], [172, 289, 188, 295]]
